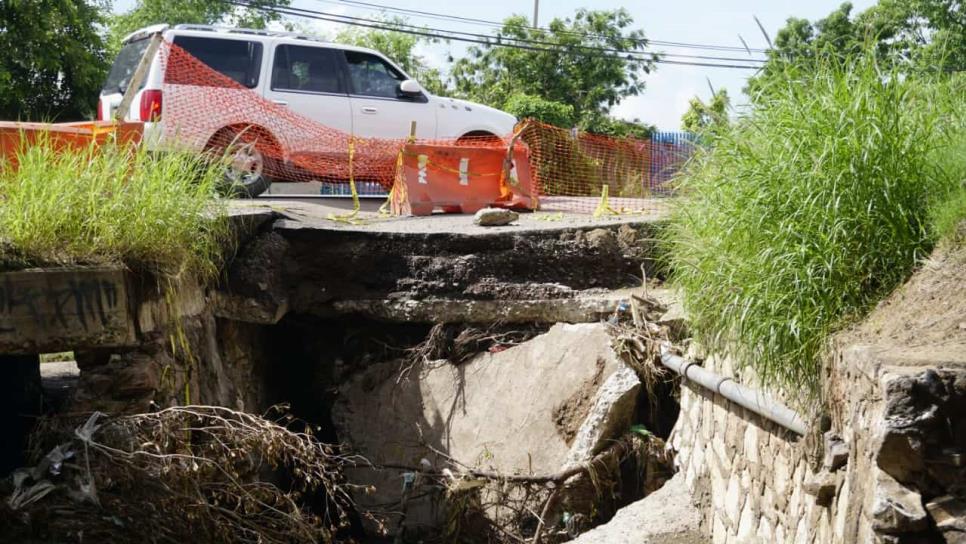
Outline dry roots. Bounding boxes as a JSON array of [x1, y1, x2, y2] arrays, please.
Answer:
[[2, 405, 357, 544], [400, 322, 545, 381]]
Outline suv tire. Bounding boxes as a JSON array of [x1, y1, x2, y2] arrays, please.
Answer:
[[221, 139, 273, 198], [208, 126, 279, 198]]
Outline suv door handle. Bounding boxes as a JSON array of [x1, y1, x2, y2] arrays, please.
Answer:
[[361, 106, 378, 114], [272, 99, 288, 106]]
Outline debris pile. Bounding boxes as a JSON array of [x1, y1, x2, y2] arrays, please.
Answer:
[[333, 290, 683, 543], [2, 406, 356, 544]]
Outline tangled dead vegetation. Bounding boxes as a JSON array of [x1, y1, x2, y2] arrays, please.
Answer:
[[371, 431, 672, 543], [609, 291, 682, 423], [1, 405, 357, 544], [400, 322, 547, 380]]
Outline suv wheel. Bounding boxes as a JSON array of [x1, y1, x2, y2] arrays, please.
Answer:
[[223, 140, 272, 198]]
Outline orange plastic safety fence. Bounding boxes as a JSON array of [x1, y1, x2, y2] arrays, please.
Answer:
[[516, 120, 694, 215], [158, 41, 691, 214]]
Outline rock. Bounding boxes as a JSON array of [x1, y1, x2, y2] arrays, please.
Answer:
[[926, 495, 966, 532], [803, 469, 838, 507], [824, 432, 850, 472], [332, 323, 640, 536], [563, 364, 640, 467], [871, 469, 928, 534], [585, 228, 618, 252], [569, 474, 707, 543], [473, 207, 518, 226]]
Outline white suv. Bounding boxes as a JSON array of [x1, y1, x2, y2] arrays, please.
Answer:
[[99, 24, 516, 196]]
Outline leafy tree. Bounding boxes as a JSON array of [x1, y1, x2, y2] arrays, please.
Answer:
[[108, 0, 291, 53], [0, 0, 108, 121], [681, 89, 730, 133], [450, 9, 654, 127], [502, 93, 575, 127], [748, 0, 966, 99], [580, 114, 654, 139], [883, 0, 966, 72], [746, 3, 863, 99], [335, 17, 447, 95]]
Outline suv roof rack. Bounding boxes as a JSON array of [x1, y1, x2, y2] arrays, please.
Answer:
[[171, 24, 325, 43]]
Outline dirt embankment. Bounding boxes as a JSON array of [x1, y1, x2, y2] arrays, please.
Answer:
[[839, 240, 966, 359]]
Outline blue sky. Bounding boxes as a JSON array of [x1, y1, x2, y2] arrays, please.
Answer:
[[113, 0, 877, 129]]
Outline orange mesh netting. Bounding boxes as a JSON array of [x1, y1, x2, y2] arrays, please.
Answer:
[[157, 41, 693, 215], [517, 121, 694, 214]]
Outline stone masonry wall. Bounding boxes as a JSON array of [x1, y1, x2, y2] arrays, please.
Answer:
[[669, 353, 844, 543], [670, 343, 966, 544]]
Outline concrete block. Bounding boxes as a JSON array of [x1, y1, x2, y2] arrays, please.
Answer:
[[332, 322, 642, 535], [569, 474, 707, 543], [0, 267, 136, 354]]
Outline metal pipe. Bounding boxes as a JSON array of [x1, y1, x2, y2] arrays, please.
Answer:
[[660, 347, 808, 436]]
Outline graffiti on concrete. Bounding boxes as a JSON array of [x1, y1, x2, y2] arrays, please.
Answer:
[[0, 275, 124, 335]]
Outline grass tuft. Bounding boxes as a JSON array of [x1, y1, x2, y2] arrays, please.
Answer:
[[0, 137, 230, 280], [665, 55, 966, 401]]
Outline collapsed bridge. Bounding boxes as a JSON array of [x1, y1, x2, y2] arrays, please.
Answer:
[[1, 200, 690, 542], [3, 196, 965, 543]]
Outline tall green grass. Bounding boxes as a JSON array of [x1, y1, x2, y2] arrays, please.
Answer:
[[930, 89, 966, 242], [666, 55, 966, 400], [0, 138, 230, 280]]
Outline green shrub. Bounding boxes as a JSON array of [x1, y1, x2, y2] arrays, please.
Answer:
[[665, 54, 964, 400], [503, 93, 576, 128], [579, 114, 654, 140], [0, 138, 229, 280]]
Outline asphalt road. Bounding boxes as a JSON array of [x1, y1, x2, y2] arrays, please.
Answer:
[[244, 182, 669, 234]]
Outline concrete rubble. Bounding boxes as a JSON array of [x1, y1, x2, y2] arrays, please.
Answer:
[[473, 207, 519, 226], [569, 474, 707, 544], [332, 322, 643, 536]]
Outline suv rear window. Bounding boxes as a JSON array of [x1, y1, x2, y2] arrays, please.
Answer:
[[103, 38, 151, 94], [172, 36, 263, 88]]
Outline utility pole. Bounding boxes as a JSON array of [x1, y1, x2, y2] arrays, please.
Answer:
[[532, 0, 539, 28]]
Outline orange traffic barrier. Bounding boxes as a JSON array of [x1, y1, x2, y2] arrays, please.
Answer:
[[0, 121, 143, 169], [391, 143, 537, 216]]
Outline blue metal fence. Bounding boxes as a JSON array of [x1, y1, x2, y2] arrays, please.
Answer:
[[648, 131, 698, 194]]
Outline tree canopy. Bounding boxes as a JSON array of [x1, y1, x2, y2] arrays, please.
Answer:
[[449, 9, 654, 131], [335, 17, 447, 95], [748, 1, 966, 99], [0, 0, 108, 121], [681, 89, 730, 133], [108, 0, 291, 53]]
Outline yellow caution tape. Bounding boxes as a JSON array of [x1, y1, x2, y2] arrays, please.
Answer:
[[378, 185, 395, 217], [593, 185, 620, 218], [328, 137, 365, 224]]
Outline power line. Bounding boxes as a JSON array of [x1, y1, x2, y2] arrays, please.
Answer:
[[231, 1, 764, 69], [322, 0, 771, 54], [292, 3, 767, 64]]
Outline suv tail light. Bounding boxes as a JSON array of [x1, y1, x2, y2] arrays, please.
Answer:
[[139, 89, 163, 122], [96, 99, 104, 121]]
